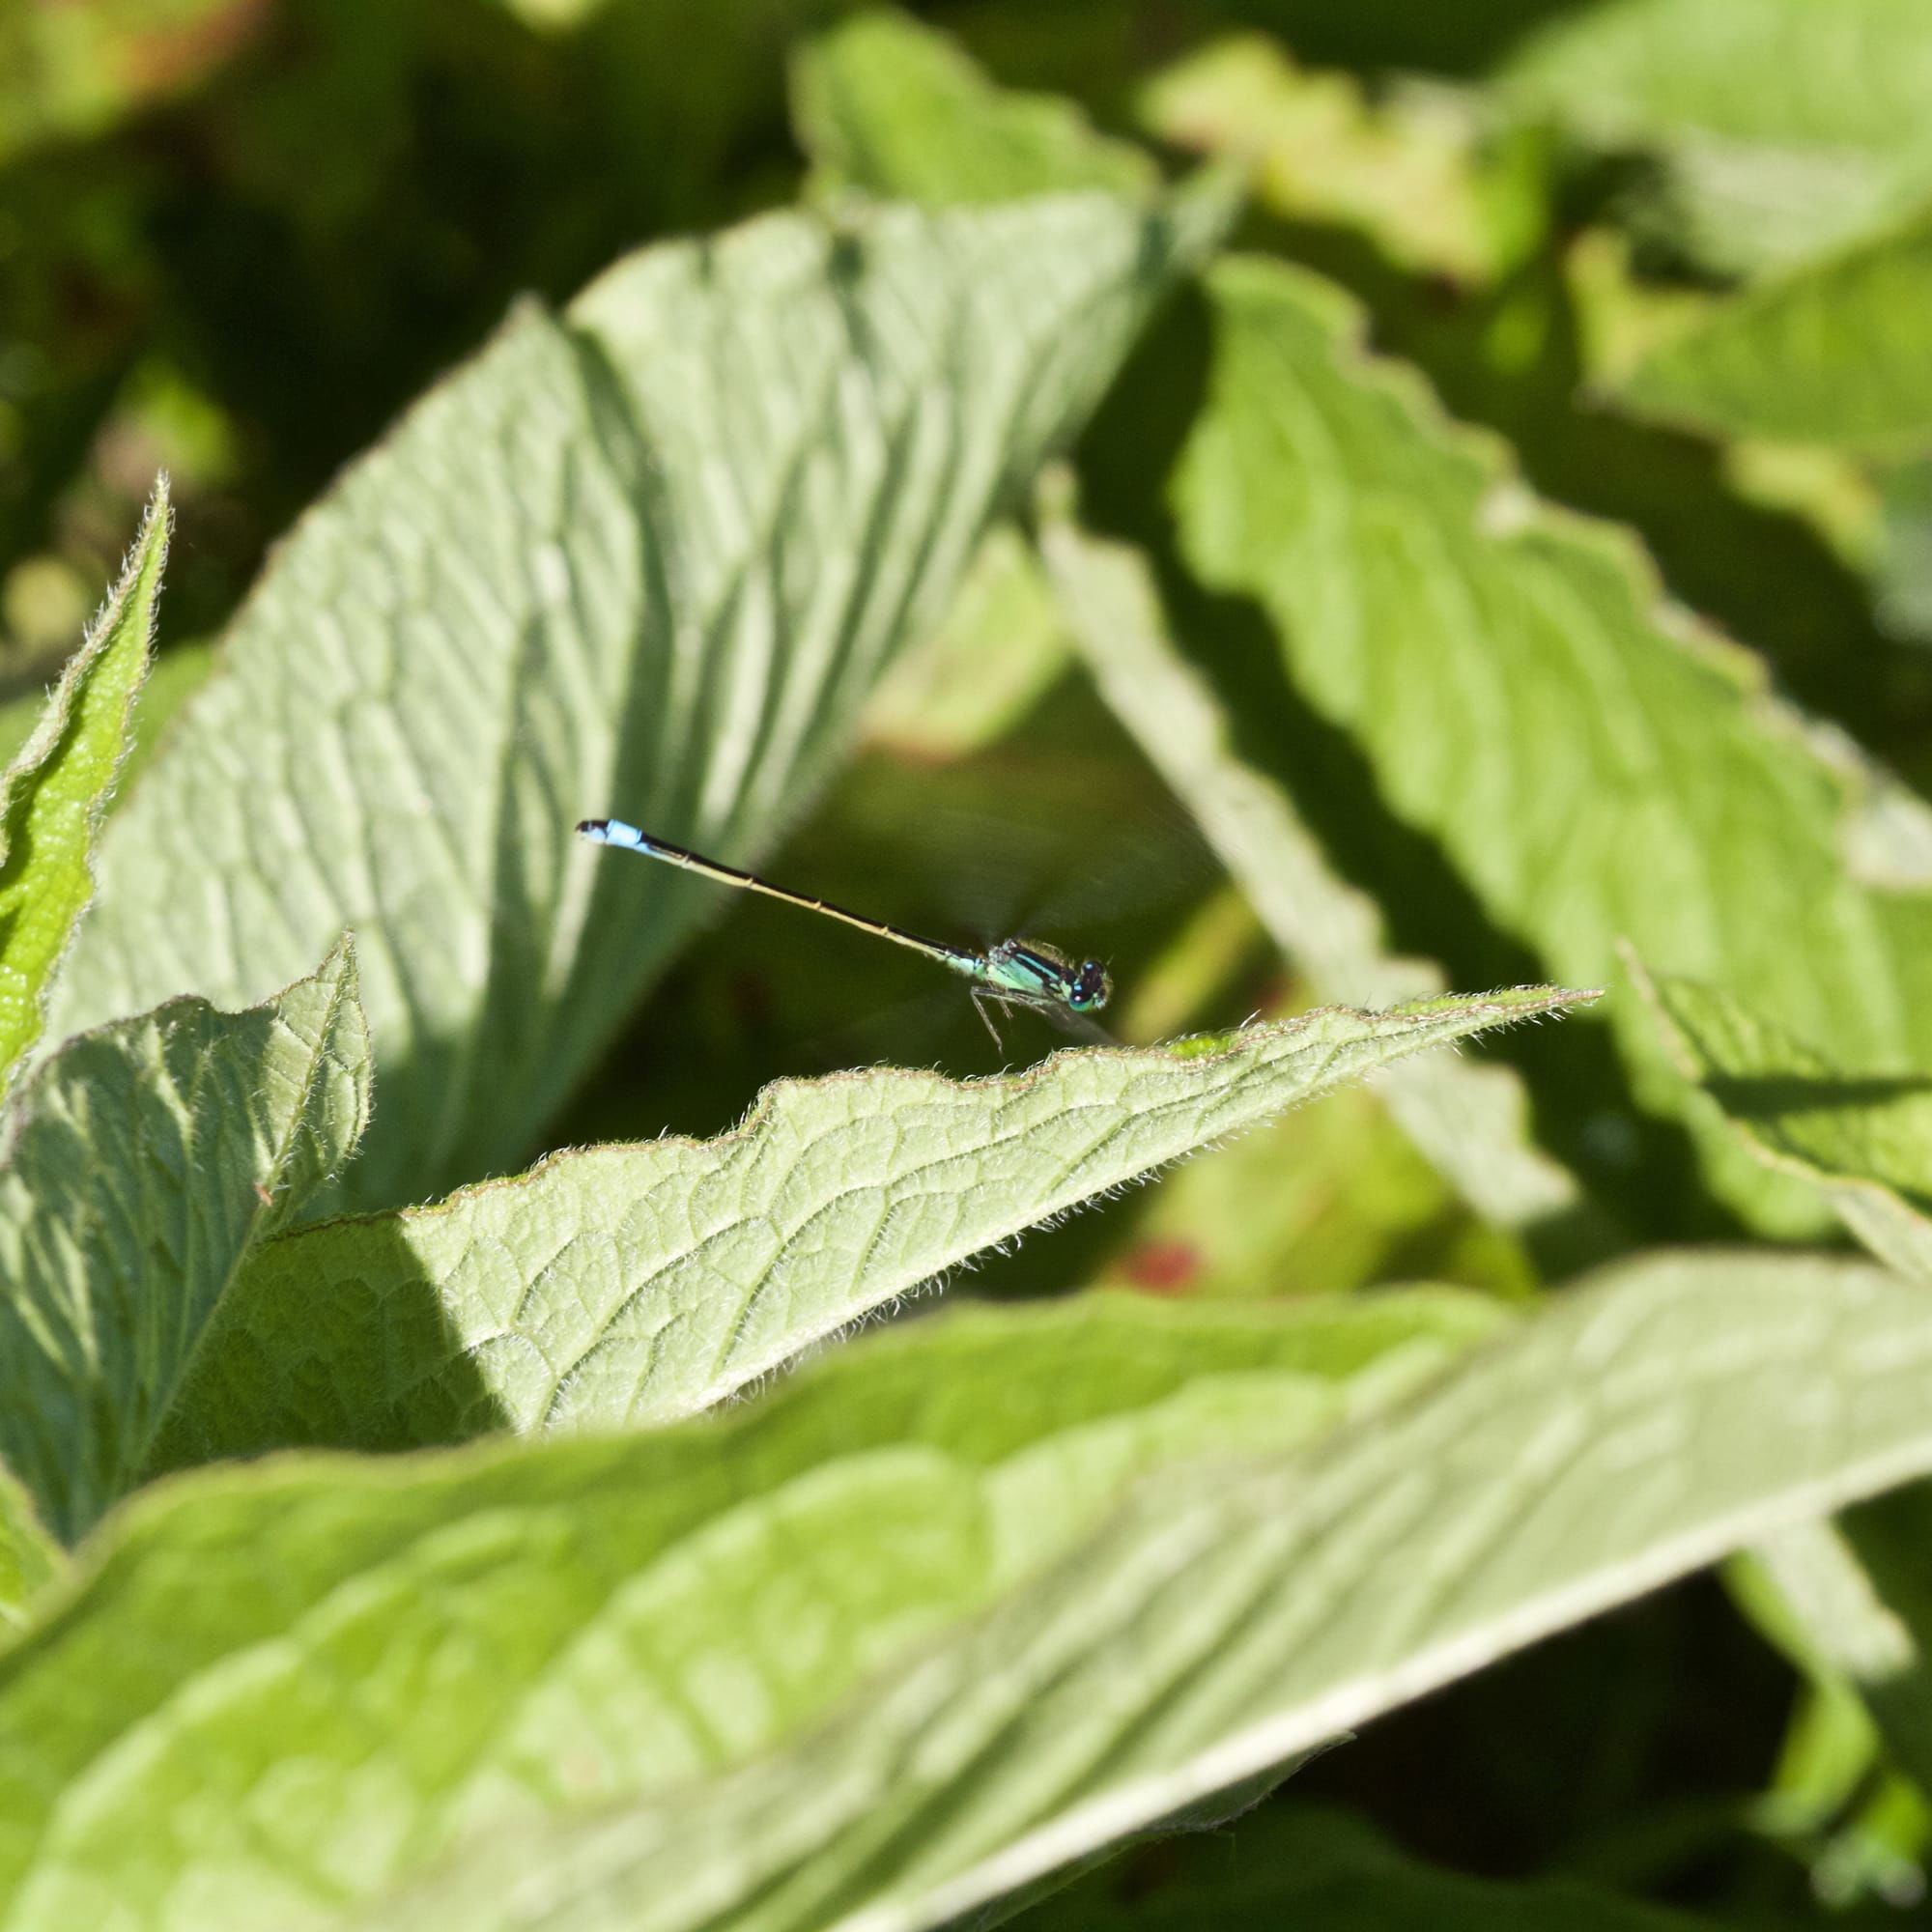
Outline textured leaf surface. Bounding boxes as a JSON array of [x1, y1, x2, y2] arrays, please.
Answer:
[[1502, 0, 1932, 271], [368, 1248, 1932, 1932], [0, 481, 166, 1090], [47, 193, 1213, 1212], [150, 989, 1579, 1464], [1128, 253, 1932, 1227], [793, 9, 1155, 207], [0, 940, 369, 1543], [0, 1288, 1505, 1929], [1624, 213, 1932, 453], [1040, 508, 1582, 1237], [1634, 959, 1932, 1281]]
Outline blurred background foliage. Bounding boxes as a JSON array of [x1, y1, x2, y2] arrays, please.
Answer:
[[9, 0, 1932, 1922]]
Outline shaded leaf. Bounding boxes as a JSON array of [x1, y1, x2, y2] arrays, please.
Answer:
[[1632, 956, 1932, 1280], [1040, 506, 1586, 1242], [1877, 456, 1932, 644], [1107, 253, 1932, 1230], [152, 988, 1583, 1463], [0, 938, 369, 1543], [1746, 1512, 1932, 1806]]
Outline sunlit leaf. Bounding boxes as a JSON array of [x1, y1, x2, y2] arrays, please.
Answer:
[[1040, 506, 1588, 1243], [1138, 33, 1515, 282], [1632, 956, 1932, 1280], [371, 1248, 1932, 1932], [0, 480, 166, 1089], [0, 1286, 1506, 1927], [153, 989, 1581, 1464]]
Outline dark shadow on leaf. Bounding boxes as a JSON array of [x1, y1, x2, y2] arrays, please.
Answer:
[[1073, 283, 1739, 1269], [1706, 1071, 1932, 1120], [145, 1207, 513, 1476]]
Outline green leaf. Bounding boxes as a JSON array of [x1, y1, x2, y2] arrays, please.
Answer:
[[1628, 980, 1932, 1885], [0, 938, 370, 1544], [792, 8, 1157, 207], [859, 524, 1072, 759], [1744, 1511, 1932, 1800], [0, 1287, 1506, 1926], [0, 1468, 60, 1634], [1501, 0, 1932, 273], [1027, 1801, 1719, 1930], [0, 480, 167, 1090], [374, 1248, 1932, 1931], [1039, 505, 1587, 1243], [1136, 33, 1519, 284], [1631, 957, 1932, 1281], [1623, 210, 1932, 454], [151, 989, 1581, 1464], [1100, 253, 1932, 1231], [45, 194, 1213, 1213]]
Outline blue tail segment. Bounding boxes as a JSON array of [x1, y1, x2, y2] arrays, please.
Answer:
[[577, 819, 645, 848]]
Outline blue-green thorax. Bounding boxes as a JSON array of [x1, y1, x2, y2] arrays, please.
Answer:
[[961, 938, 1112, 1014]]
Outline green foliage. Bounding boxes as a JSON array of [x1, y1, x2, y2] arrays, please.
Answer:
[[9, 2, 1932, 1926], [360, 1251, 1932, 1932], [0, 939, 369, 1543], [48, 193, 1217, 1212], [0, 481, 165, 1090], [1040, 507, 1587, 1242], [1635, 959, 1932, 1281], [0, 1289, 1506, 1928], [795, 8, 1157, 206], [1092, 250, 1932, 1235], [1625, 213, 1932, 453], [155, 991, 1563, 1465], [1501, 0, 1932, 271]]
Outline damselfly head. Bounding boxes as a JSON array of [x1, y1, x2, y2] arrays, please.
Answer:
[[1068, 959, 1111, 1011]]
